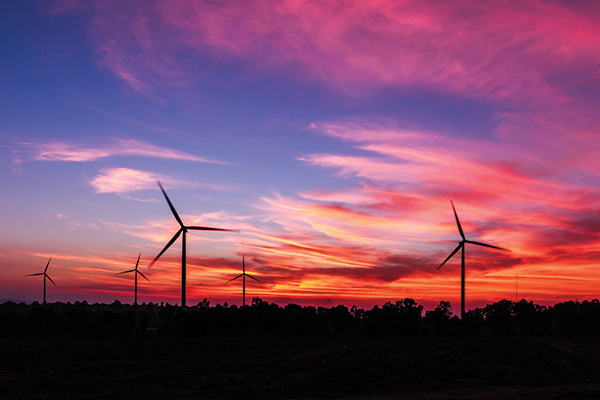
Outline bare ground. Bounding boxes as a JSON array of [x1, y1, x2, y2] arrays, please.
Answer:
[[2, 335, 600, 399]]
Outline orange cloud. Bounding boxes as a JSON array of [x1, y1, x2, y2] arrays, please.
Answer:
[[234, 121, 600, 307], [12, 1, 600, 309]]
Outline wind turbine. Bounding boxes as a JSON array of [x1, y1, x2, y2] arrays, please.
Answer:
[[25, 258, 56, 304], [116, 253, 149, 305], [437, 200, 509, 319], [227, 255, 262, 306], [149, 180, 239, 307]]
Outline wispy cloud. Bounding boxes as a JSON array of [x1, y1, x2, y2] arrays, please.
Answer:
[[215, 119, 600, 306], [30, 1, 600, 308], [301, 120, 600, 246], [61, 0, 600, 107], [87, 106, 176, 134], [90, 167, 227, 195], [16, 138, 228, 164]]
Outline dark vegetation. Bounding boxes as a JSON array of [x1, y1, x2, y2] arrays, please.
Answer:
[[4, 299, 600, 399], [1, 297, 600, 338]]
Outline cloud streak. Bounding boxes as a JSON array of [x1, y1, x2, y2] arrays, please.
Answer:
[[64, 0, 600, 108], [18, 1, 600, 309], [17, 138, 228, 164], [220, 119, 600, 307], [90, 167, 228, 195]]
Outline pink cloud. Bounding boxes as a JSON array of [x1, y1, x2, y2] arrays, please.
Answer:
[[18, 1, 600, 308], [232, 119, 600, 305], [64, 1, 600, 105], [304, 121, 600, 204], [91, 168, 168, 194]]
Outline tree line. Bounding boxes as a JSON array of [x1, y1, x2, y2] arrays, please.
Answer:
[[1, 298, 600, 338]]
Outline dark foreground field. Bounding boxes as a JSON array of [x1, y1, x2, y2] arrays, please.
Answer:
[[3, 335, 600, 400]]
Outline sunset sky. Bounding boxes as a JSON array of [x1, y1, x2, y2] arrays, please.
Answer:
[[2, 1, 600, 311]]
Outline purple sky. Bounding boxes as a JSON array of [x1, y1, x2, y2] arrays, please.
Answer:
[[2, 1, 600, 311]]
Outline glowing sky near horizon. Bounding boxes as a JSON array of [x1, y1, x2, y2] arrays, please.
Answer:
[[2, 0, 600, 311]]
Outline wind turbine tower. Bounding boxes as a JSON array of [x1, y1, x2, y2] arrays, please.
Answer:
[[227, 255, 263, 306], [25, 258, 56, 304], [149, 181, 239, 307], [437, 200, 509, 319], [116, 253, 150, 305]]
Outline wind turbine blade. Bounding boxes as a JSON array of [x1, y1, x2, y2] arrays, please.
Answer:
[[246, 274, 263, 283], [137, 270, 151, 282], [450, 200, 465, 240], [186, 226, 240, 233], [116, 269, 135, 275], [227, 274, 243, 283], [44, 258, 52, 273], [46, 274, 57, 286], [466, 240, 508, 251], [149, 229, 182, 267], [25, 273, 44, 277], [437, 244, 463, 270], [157, 180, 185, 228], [135, 253, 141, 270]]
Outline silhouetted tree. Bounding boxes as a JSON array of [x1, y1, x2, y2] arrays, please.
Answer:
[[513, 300, 538, 335], [425, 301, 452, 335], [364, 299, 423, 336], [462, 308, 484, 336], [484, 300, 514, 336], [283, 304, 324, 336], [350, 304, 365, 332], [198, 298, 210, 308], [326, 305, 354, 335], [158, 303, 177, 336], [3, 298, 599, 339], [579, 300, 600, 336], [552, 301, 580, 336]]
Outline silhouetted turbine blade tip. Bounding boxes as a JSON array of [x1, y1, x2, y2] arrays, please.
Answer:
[[437, 244, 462, 270], [25, 273, 44, 277], [46, 275, 57, 286], [149, 229, 182, 267], [450, 200, 465, 240], [44, 258, 51, 273], [227, 274, 243, 283], [157, 181, 184, 227], [137, 270, 150, 282], [467, 240, 508, 251], [135, 253, 141, 269], [247, 274, 263, 283], [186, 226, 240, 233], [116, 270, 135, 275]]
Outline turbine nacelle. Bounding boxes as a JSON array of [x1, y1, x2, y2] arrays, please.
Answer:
[[436, 200, 510, 319], [116, 253, 149, 305], [150, 180, 240, 307], [438, 201, 508, 270], [24, 258, 56, 303], [116, 253, 150, 282], [226, 255, 263, 306]]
